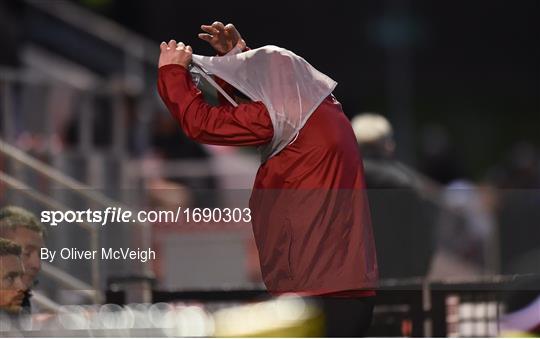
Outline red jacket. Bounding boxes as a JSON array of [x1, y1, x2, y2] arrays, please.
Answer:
[[158, 64, 378, 296]]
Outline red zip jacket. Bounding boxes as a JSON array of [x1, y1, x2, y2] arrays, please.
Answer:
[[158, 64, 378, 296]]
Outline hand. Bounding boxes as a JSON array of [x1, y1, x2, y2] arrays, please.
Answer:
[[198, 21, 244, 55], [158, 40, 192, 69]]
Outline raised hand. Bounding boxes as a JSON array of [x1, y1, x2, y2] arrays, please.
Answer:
[[198, 21, 244, 55], [158, 40, 192, 69]]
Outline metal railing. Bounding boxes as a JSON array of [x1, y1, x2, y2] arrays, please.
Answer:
[[25, 0, 158, 96], [26, 0, 159, 65]]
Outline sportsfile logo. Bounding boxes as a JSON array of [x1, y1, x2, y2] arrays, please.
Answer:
[[41, 207, 137, 226]]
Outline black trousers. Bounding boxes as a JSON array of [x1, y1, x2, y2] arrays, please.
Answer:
[[314, 296, 375, 337]]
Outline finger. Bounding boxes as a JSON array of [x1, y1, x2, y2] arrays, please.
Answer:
[[225, 23, 237, 34], [212, 21, 225, 31], [201, 25, 219, 35], [177, 41, 185, 49], [198, 33, 213, 42], [160, 41, 167, 51], [185, 45, 192, 53], [168, 39, 177, 49], [225, 24, 241, 41]]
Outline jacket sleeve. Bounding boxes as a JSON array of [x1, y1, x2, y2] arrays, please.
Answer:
[[157, 64, 273, 146]]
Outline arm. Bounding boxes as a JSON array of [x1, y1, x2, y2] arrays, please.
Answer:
[[158, 63, 273, 146]]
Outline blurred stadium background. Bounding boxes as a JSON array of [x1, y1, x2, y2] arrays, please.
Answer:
[[0, 0, 539, 336]]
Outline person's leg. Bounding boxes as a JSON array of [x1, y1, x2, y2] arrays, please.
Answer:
[[320, 296, 375, 337]]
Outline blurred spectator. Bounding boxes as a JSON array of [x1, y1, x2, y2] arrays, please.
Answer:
[[430, 180, 498, 277], [486, 141, 540, 274], [0, 206, 45, 314], [0, 238, 25, 315], [352, 113, 439, 279], [411, 123, 499, 279]]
